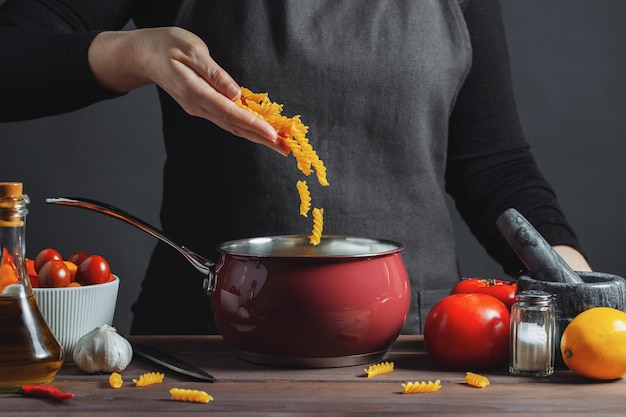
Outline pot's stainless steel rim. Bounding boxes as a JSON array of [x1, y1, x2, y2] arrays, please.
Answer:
[[234, 349, 387, 368], [218, 235, 404, 258]]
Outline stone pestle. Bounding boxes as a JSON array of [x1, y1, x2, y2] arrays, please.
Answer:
[[495, 208, 583, 284]]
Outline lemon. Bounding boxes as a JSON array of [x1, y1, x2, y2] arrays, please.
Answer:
[[560, 307, 626, 380]]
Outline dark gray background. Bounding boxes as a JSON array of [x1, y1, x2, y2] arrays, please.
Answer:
[[1, 1, 624, 334]]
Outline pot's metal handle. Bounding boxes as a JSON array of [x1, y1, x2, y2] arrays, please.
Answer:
[[45, 197, 215, 295]]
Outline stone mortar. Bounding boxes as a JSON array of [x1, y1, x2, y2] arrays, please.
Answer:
[[516, 271, 626, 367]]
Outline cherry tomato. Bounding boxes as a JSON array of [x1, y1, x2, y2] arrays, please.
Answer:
[[25, 258, 36, 277], [76, 255, 111, 285], [423, 293, 510, 369], [28, 274, 39, 288], [34, 248, 63, 274], [0, 248, 19, 291], [67, 251, 91, 267], [25, 259, 38, 287], [0, 263, 19, 292], [63, 261, 78, 282], [38, 260, 71, 288], [450, 278, 517, 310]]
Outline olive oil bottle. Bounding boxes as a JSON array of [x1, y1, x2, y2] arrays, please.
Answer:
[[0, 182, 63, 391]]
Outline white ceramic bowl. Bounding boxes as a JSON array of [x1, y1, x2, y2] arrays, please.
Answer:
[[33, 277, 120, 358]]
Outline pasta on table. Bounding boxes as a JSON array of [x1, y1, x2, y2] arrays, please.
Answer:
[[464, 371, 490, 388], [133, 372, 164, 387], [364, 361, 395, 378], [169, 388, 213, 404], [401, 380, 442, 394]]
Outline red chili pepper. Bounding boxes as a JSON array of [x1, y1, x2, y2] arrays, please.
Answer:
[[20, 385, 74, 401]]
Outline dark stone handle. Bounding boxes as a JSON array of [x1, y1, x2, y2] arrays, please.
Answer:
[[496, 208, 583, 283]]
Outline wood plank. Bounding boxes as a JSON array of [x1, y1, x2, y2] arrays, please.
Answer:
[[0, 336, 624, 416]]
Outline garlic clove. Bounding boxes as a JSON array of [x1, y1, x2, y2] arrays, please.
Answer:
[[73, 324, 133, 374]]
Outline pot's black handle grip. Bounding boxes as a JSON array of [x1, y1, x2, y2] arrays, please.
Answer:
[[496, 208, 583, 284]]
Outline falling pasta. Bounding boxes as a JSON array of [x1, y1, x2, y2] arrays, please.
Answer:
[[401, 380, 442, 394], [235, 87, 330, 245], [235, 87, 328, 187], [310, 207, 324, 246], [296, 180, 311, 216], [464, 371, 490, 388], [169, 388, 214, 404], [364, 361, 394, 378], [133, 372, 164, 387]]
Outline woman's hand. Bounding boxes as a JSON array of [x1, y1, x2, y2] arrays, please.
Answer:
[[88, 27, 287, 155], [553, 245, 592, 272]]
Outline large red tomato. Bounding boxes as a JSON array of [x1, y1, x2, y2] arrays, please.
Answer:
[[423, 293, 510, 369], [450, 278, 517, 309]]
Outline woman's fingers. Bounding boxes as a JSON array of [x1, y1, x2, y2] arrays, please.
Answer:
[[206, 97, 289, 155], [166, 60, 283, 153]]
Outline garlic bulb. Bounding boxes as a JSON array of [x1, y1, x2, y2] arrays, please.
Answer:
[[73, 324, 133, 373]]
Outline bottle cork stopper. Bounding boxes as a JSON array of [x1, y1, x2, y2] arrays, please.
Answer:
[[0, 182, 23, 199]]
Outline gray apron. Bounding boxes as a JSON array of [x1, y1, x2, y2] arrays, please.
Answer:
[[132, 0, 472, 335]]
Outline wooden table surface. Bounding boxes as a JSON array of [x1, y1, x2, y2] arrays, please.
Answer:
[[1, 335, 624, 416]]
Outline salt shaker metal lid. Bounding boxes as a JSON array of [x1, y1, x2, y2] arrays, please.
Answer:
[[514, 290, 554, 306]]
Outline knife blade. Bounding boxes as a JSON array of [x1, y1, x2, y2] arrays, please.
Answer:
[[131, 342, 216, 383]]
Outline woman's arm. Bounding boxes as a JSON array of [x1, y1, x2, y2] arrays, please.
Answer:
[[0, 0, 137, 120], [553, 245, 591, 272], [446, 0, 590, 274], [0, 0, 135, 120], [0, 0, 283, 153]]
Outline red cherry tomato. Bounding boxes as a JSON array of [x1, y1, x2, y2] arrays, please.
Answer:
[[76, 255, 111, 285], [38, 260, 71, 288], [28, 274, 39, 288], [0, 259, 18, 292], [423, 293, 510, 369], [25, 258, 36, 277], [25, 259, 38, 287], [34, 248, 63, 274], [63, 261, 78, 282], [450, 278, 517, 310], [66, 251, 91, 267]]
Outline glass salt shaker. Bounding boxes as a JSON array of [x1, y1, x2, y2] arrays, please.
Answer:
[[509, 290, 555, 377]]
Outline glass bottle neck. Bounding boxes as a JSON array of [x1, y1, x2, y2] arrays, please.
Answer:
[[0, 202, 30, 297]]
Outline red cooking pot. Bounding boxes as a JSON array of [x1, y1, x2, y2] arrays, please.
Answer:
[[214, 235, 410, 367], [45, 198, 411, 367]]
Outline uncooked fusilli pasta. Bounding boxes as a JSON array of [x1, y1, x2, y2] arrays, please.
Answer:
[[465, 371, 490, 388], [109, 372, 123, 389], [364, 361, 394, 378], [169, 388, 213, 404], [296, 180, 311, 216], [401, 380, 442, 394], [235, 87, 328, 187], [132, 372, 164, 387], [310, 207, 324, 246]]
